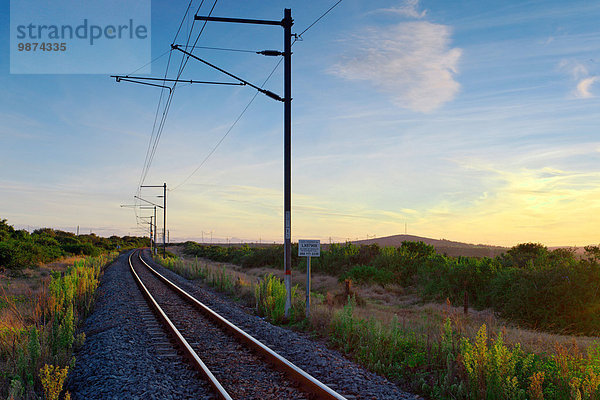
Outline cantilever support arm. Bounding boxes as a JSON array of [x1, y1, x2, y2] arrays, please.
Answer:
[[114, 77, 172, 93], [171, 44, 284, 102], [112, 75, 244, 86]]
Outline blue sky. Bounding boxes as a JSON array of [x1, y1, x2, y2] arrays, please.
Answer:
[[1, 0, 599, 246]]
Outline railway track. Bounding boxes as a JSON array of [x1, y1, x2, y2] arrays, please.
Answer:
[[128, 249, 347, 400]]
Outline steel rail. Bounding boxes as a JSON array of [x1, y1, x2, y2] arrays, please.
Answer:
[[137, 250, 347, 400], [128, 251, 233, 400]]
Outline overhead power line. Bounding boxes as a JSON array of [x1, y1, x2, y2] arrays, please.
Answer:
[[138, 0, 218, 190], [137, 0, 198, 192], [298, 0, 343, 38], [124, 49, 172, 77], [170, 57, 283, 192], [133, 0, 213, 223]]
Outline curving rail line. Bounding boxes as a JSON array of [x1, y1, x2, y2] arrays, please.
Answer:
[[128, 249, 347, 400]]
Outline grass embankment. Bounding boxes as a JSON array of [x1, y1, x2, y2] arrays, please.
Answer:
[[0, 253, 116, 400], [0, 218, 149, 399], [156, 242, 600, 400]]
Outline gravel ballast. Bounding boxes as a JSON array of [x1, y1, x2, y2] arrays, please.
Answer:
[[68, 249, 420, 399], [67, 251, 214, 400]]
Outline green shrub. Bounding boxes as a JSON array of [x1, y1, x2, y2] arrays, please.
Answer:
[[254, 273, 300, 323], [341, 265, 394, 285], [1, 253, 115, 399], [0, 218, 148, 270], [180, 239, 600, 336], [489, 262, 600, 334]]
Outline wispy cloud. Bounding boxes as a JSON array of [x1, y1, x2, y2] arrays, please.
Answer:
[[559, 60, 598, 98], [331, 21, 461, 112], [369, 0, 427, 19], [575, 76, 598, 98]]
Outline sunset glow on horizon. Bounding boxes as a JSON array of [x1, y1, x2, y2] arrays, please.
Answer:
[[1, 0, 599, 248]]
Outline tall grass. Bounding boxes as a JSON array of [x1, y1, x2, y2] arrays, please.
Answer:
[[155, 255, 236, 296], [155, 255, 206, 280], [156, 256, 305, 324], [0, 253, 115, 399], [254, 274, 303, 323], [326, 300, 600, 399]]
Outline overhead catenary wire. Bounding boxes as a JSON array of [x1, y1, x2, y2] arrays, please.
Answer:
[[134, 0, 210, 227], [138, 0, 209, 192], [139, 0, 217, 188], [137, 0, 197, 186], [173, 0, 196, 42], [124, 49, 172, 77], [298, 0, 343, 38]]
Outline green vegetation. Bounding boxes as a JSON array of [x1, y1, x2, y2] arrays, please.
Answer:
[[329, 299, 600, 400], [0, 218, 144, 399], [182, 242, 299, 270], [183, 240, 600, 336], [0, 218, 149, 271], [254, 273, 302, 323], [155, 255, 305, 324], [163, 243, 600, 400], [341, 264, 394, 285], [1, 254, 115, 399], [158, 252, 600, 399]]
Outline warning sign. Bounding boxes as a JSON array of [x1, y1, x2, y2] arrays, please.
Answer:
[[298, 239, 320, 257]]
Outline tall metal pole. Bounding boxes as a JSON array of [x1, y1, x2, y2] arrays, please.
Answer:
[[149, 216, 153, 254], [163, 182, 167, 257], [194, 8, 294, 318], [283, 8, 293, 318], [153, 206, 157, 255], [305, 256, 311, 319]]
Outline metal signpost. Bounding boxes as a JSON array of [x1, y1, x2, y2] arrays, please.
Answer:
[[298, 239, 320, 318]]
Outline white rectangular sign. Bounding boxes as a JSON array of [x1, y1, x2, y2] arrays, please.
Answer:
[[298, 239, 320, 257]]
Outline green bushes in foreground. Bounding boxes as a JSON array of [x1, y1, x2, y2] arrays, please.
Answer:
[[341, 264, 394, 285], [330, 299, 600, 400], [182, 240, 600, 335], [254, 273, 302, 323], [1, 254, 115, 399]]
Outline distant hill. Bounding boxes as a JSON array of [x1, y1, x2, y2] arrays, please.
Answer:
[[347, 234, 508, 258]]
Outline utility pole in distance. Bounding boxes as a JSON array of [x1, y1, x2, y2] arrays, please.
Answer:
[[194, 9, 294, 317], [140, 183, 167, 257], [152, 205, 157, 255], [134, 195, 164, 256], [139, 215, 154, 253]]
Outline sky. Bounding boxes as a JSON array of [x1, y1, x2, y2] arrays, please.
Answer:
[[1, 0, 599, 247]]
